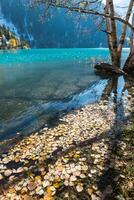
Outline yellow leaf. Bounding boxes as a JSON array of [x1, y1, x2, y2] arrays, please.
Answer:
[[87, 188, 93, 195], [53, 182, 60, 189], [74, 154, 80, 158]]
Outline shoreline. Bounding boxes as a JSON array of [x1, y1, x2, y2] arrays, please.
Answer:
[[0, 94, 133, 199]]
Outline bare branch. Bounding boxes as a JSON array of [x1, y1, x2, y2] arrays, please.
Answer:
[[30, 0, 134, 31]]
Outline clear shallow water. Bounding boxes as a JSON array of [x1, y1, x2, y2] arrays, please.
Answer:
[[0, 48, 129, 140]]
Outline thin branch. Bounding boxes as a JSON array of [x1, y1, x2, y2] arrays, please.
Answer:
[[47, 2, 134, 31]]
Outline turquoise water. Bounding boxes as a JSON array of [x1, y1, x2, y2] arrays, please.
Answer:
[[0, 48, 111, 64], [0, 48, 130, 140]]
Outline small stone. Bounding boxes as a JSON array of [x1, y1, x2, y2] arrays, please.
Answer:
[[82, 165, 88, 171], [23, 195, 33, 200], [73, 170, 81, 176], [120, 174, 125, 178], [8, 188, 16, 194], [64, 192, 69, 198], [14, 185, 21, 191], [27, 182, 37, 191], [128, 180, 133, 189], [75, 166, 81, 171], [69, 181, 74, 186], [81, 158, 87, 161], [92, 185, 98, 190], [91, 194, 100, 200], [76, 184, 83, 192], [90, 169, 97, 174], [44, 193, 54, 200], [2, 157, 9, 164], [0, 174, 3, 180], [4, 169, 12, 177], [6, 193, 14, 198], [80, 174, 86, 179], [21, 187, 28, 195], [70, 175, 77, 182], [88, 173, 92, 178], [9, 175, 15, 181], [23, 181, 28, 187], [16, 167, 23, 173], [38, 189, 44, 196], [50, 186, 56, 192], [64, 180, 69, 186], [43, 180, 50, 188]]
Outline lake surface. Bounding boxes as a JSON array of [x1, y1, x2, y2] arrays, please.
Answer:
[[0, 48, 130, 141]]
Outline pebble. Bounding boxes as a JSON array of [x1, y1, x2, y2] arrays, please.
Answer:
[[70, 175, 77, 182], [43, 180, 50, 188], [0, 174, 3, 180], [76, 184, 83, 192], [38, 189, 44, 196], [4, 169, 12, 177], [23, 195, 33, 200], [27, 182, 37, 191], [80, 174, 86, 178]]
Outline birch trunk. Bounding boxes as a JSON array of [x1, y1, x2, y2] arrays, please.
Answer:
[[107, 0, 120, 67], [105, 2, 113, 62], [118, 0, 134, 58]]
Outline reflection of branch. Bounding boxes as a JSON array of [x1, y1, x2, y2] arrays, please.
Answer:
[[101, 29, 111, 34], [101, 78, 118, 101], [101, 79, 113, 101]]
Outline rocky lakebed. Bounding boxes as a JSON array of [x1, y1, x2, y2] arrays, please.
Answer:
[[0, 86, 134, 200]]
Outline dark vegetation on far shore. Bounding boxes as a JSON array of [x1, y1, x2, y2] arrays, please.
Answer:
[[0, 25, 29, 50]]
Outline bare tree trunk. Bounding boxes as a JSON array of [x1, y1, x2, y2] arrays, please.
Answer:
[[106, 0, 120, 67], [105, 1, 114, 63], [130, 13, 134, 52], [118, 0, 134, 59], [123, 13, 134, 73]]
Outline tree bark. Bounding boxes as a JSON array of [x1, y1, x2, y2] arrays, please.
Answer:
[[123, 49, 134, 73], [106, 0, 120, 68], [130, 13, 134, 52], [105, 2, 113, 62], [123, 13, 134, 73], [94, 63, 126, 75], [118, 0, 134, 58]]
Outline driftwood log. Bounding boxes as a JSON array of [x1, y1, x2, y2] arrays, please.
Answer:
[[123, 50, 134, 73], [94, 63, 126, 75]]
